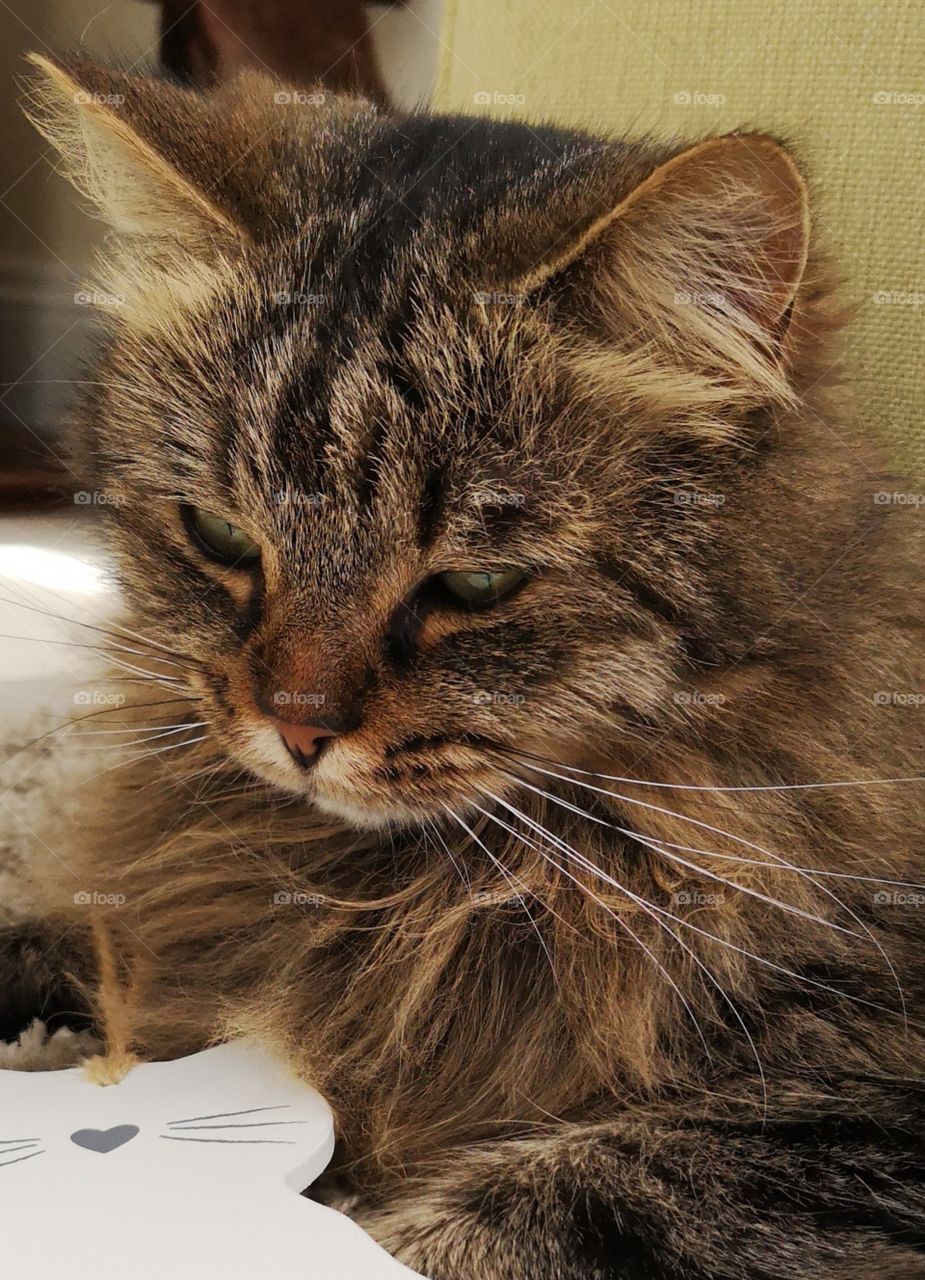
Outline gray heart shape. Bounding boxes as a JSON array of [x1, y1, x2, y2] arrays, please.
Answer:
[[70, 1124, 139, 1153]]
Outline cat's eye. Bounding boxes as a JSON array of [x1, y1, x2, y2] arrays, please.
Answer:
[[185, 507, 261, 566], [438, 568, 527, 606]]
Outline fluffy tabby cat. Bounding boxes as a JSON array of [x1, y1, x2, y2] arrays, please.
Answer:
[[6, 54, 925, 1279]]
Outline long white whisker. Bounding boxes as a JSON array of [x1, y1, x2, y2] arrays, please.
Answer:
[[512, 751, 925, 795], [482, 793, 774, 1117], [73, 734, 210, 787], [509, 773, 858, 937], [442, 804, 558, 979], [494, 781, 911, 1022], [471, 796, 714, 1064], [104, 651, 186, 686], [510, 760, 908, 1021], [75, 723, 210, 751], [422, 817, 471, 894], [75, 721, 205, 736], [0, 591, 200, 666], [0, 632, 194, 674]]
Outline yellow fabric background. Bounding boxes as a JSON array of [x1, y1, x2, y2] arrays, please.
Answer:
[[434, 0, 924, 473]]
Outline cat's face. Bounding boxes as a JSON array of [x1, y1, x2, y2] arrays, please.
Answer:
[[27, 59, 809, 828], [87, 255, 649, 828]]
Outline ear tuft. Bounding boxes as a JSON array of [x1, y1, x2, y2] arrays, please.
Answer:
[[514, 132, 810, 368], [23, 53, 245, 257]]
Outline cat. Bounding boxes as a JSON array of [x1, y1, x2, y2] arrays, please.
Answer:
[[6, 52, 925, 1279]]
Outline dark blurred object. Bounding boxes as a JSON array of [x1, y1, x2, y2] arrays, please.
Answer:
[[152, 0, 398, 103], [0, 430, 69, 512]]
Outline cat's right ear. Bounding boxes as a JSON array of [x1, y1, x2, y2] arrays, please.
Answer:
[[23, 55, 248, 262]]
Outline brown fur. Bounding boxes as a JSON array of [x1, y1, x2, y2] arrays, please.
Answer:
[[12, 56, 925, 1278]]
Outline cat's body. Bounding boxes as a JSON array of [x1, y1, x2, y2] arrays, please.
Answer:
[[5, 56, 925, 1278]]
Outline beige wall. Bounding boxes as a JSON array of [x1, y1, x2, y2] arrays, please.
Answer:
[[0, 1, 157, 434]]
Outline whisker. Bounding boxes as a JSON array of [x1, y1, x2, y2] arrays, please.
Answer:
[[0, 698, 198, 770], [422, 817, 471, 894], [493, 780, 912, 1022], [0, 591, 202, 667], [509, 748, 925, 795], [167, 1105, 290, 1124], [160, 1135, 296, 1144], [76, 721, 206, 736], [0, 1150, 45, 1167], [166, 1121, 307, 1130], [72, 734, 211, 788], [103, 651, 186, 683], [75, 723, 210, 752], [471, 796, 715, 1064], [0, 632, 196, 675], [442, 804, 558, 978], [509, 759, 908, 1021], [511, 775, 858, 939]]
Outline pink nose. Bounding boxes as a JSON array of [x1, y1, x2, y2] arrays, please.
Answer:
[[270, 718, 339, 768]]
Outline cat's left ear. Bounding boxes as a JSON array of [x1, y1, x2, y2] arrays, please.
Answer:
[[511, 134, 811, 389], [24, 55, 248, 263]]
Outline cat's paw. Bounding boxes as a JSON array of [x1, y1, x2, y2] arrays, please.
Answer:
[[0, 922, 93, 1046], [0, 1018, 101, 1071]]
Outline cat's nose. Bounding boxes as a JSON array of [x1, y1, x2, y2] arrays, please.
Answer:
[[270, 718, 340, 769]]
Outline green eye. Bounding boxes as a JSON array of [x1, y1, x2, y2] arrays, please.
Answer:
[[438, 568, 527, 606], [185, 507, 261, 566]]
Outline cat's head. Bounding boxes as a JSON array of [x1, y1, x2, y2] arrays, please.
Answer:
[[27, 57, 818, 829]]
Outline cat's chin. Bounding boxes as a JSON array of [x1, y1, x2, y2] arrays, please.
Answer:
[[308, 790, 438, 831], [237, 755, 466, 830]]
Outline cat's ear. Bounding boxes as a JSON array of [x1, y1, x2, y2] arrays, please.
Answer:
[[513, 134, 810, 390], [24, 55, 248, 262]]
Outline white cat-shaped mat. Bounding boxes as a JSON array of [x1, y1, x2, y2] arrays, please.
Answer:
[[0, 1040, 426, 1278]]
